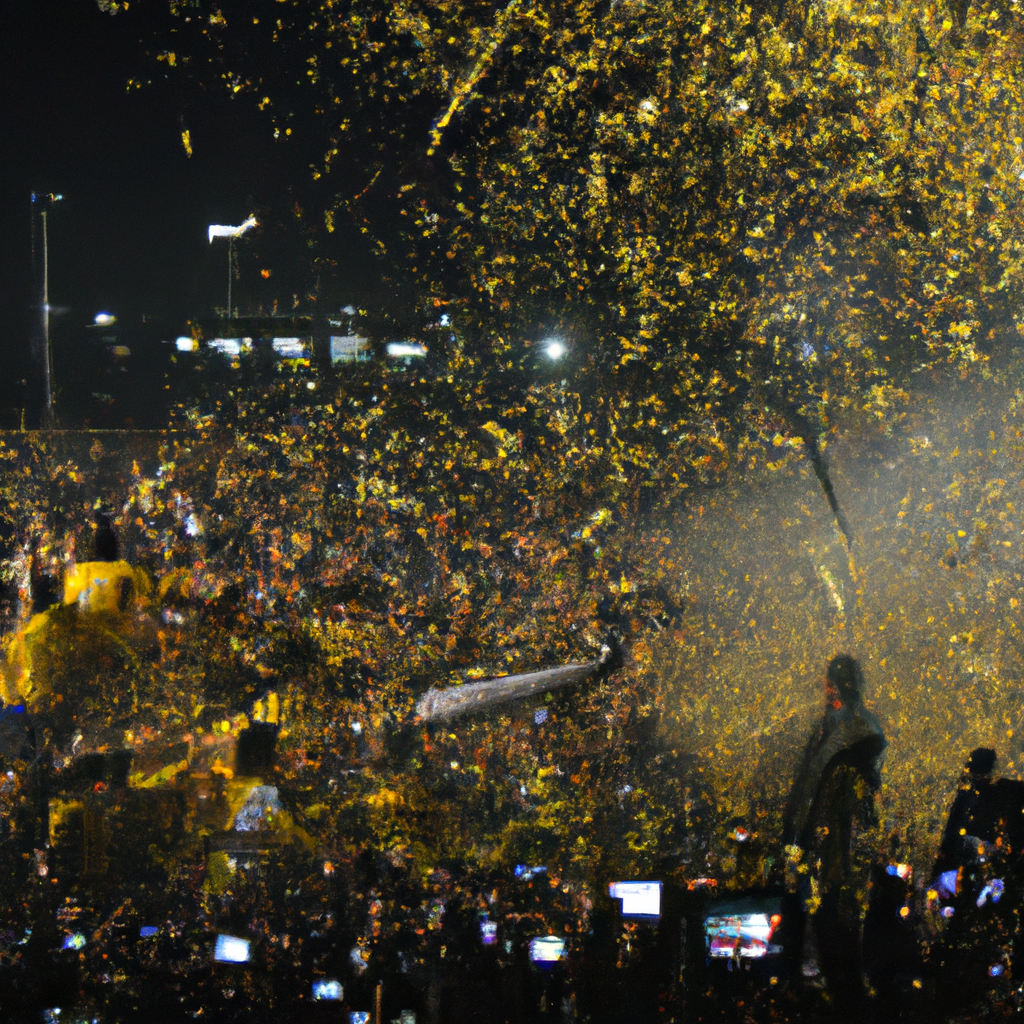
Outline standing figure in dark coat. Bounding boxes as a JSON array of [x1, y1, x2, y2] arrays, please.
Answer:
[[783, 655, 887, 1010], [934, 747, 999, 878], [931, 748, 1024, 1008]]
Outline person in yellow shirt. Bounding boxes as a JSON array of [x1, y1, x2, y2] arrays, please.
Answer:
[[0, 514, 154, 744]]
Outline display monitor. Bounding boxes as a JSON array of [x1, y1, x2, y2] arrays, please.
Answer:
[[704, 911, 782, 959], [271, 337, 309, 359], [330, 335, 370, 364], [208, 338, 251, 358], [529, 936, 566, 963], [609, 881, 662, 918], [214, 934, 251, 963]]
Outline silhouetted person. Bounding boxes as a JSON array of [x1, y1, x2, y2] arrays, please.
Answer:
[[863, 835, 921, 1007], [935, 747, 998, 878], [29, 538, 58, 615], [93, 512, 118, 562], [783, 655, 887, 1011], [932, 748, 1024, 1009], [235, 722, 278, 776]]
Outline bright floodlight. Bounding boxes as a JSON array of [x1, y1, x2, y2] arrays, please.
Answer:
[[543, 338, 566, 360], [386, 342, 428, 358], [175, 337, 196, 353], [208, 215, 258, 244], [94, 312, 116, 327], [214, 934, 250, 963]]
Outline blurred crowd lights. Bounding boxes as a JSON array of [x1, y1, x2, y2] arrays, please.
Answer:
[[479, 914, 498, 945], [514, 864, 547, 881], [312, 979, 343, 1001]]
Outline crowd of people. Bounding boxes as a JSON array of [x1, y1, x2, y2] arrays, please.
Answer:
[[2, 624, 1024, 1022]]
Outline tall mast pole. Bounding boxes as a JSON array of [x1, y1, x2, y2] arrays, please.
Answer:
[[41, 208, 53, 427]]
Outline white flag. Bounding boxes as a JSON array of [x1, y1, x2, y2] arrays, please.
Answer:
[[208, 215, 257, 244]]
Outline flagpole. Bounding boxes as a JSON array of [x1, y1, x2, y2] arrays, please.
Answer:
[[42, 208, 52, 427], [208, 217, 256, 320]]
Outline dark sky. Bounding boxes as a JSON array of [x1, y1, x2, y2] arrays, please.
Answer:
[[1, 1, 378, 426]]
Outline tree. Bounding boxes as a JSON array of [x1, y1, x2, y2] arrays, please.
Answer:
[[110, 0, 1024, 482]]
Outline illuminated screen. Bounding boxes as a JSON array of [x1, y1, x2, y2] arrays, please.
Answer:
[[350, 1013, 371, 1024], [208, 338, 252, 358], [609, 881, 662, 917], [214, 934, 251, 963], [271, 337, 309, 359], [312, 979, 343, 1001], [529, 936, 566, 963], [331, 335, 370, 364], [704, 912, 782, 959]]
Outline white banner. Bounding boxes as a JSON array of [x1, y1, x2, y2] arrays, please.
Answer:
[[207, 215, 257, 243]]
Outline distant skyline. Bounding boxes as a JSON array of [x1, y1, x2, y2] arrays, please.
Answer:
[[1, 1, 381, 425]]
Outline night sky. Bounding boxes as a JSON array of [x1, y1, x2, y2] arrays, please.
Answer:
[[1, 1, 379, 426]]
